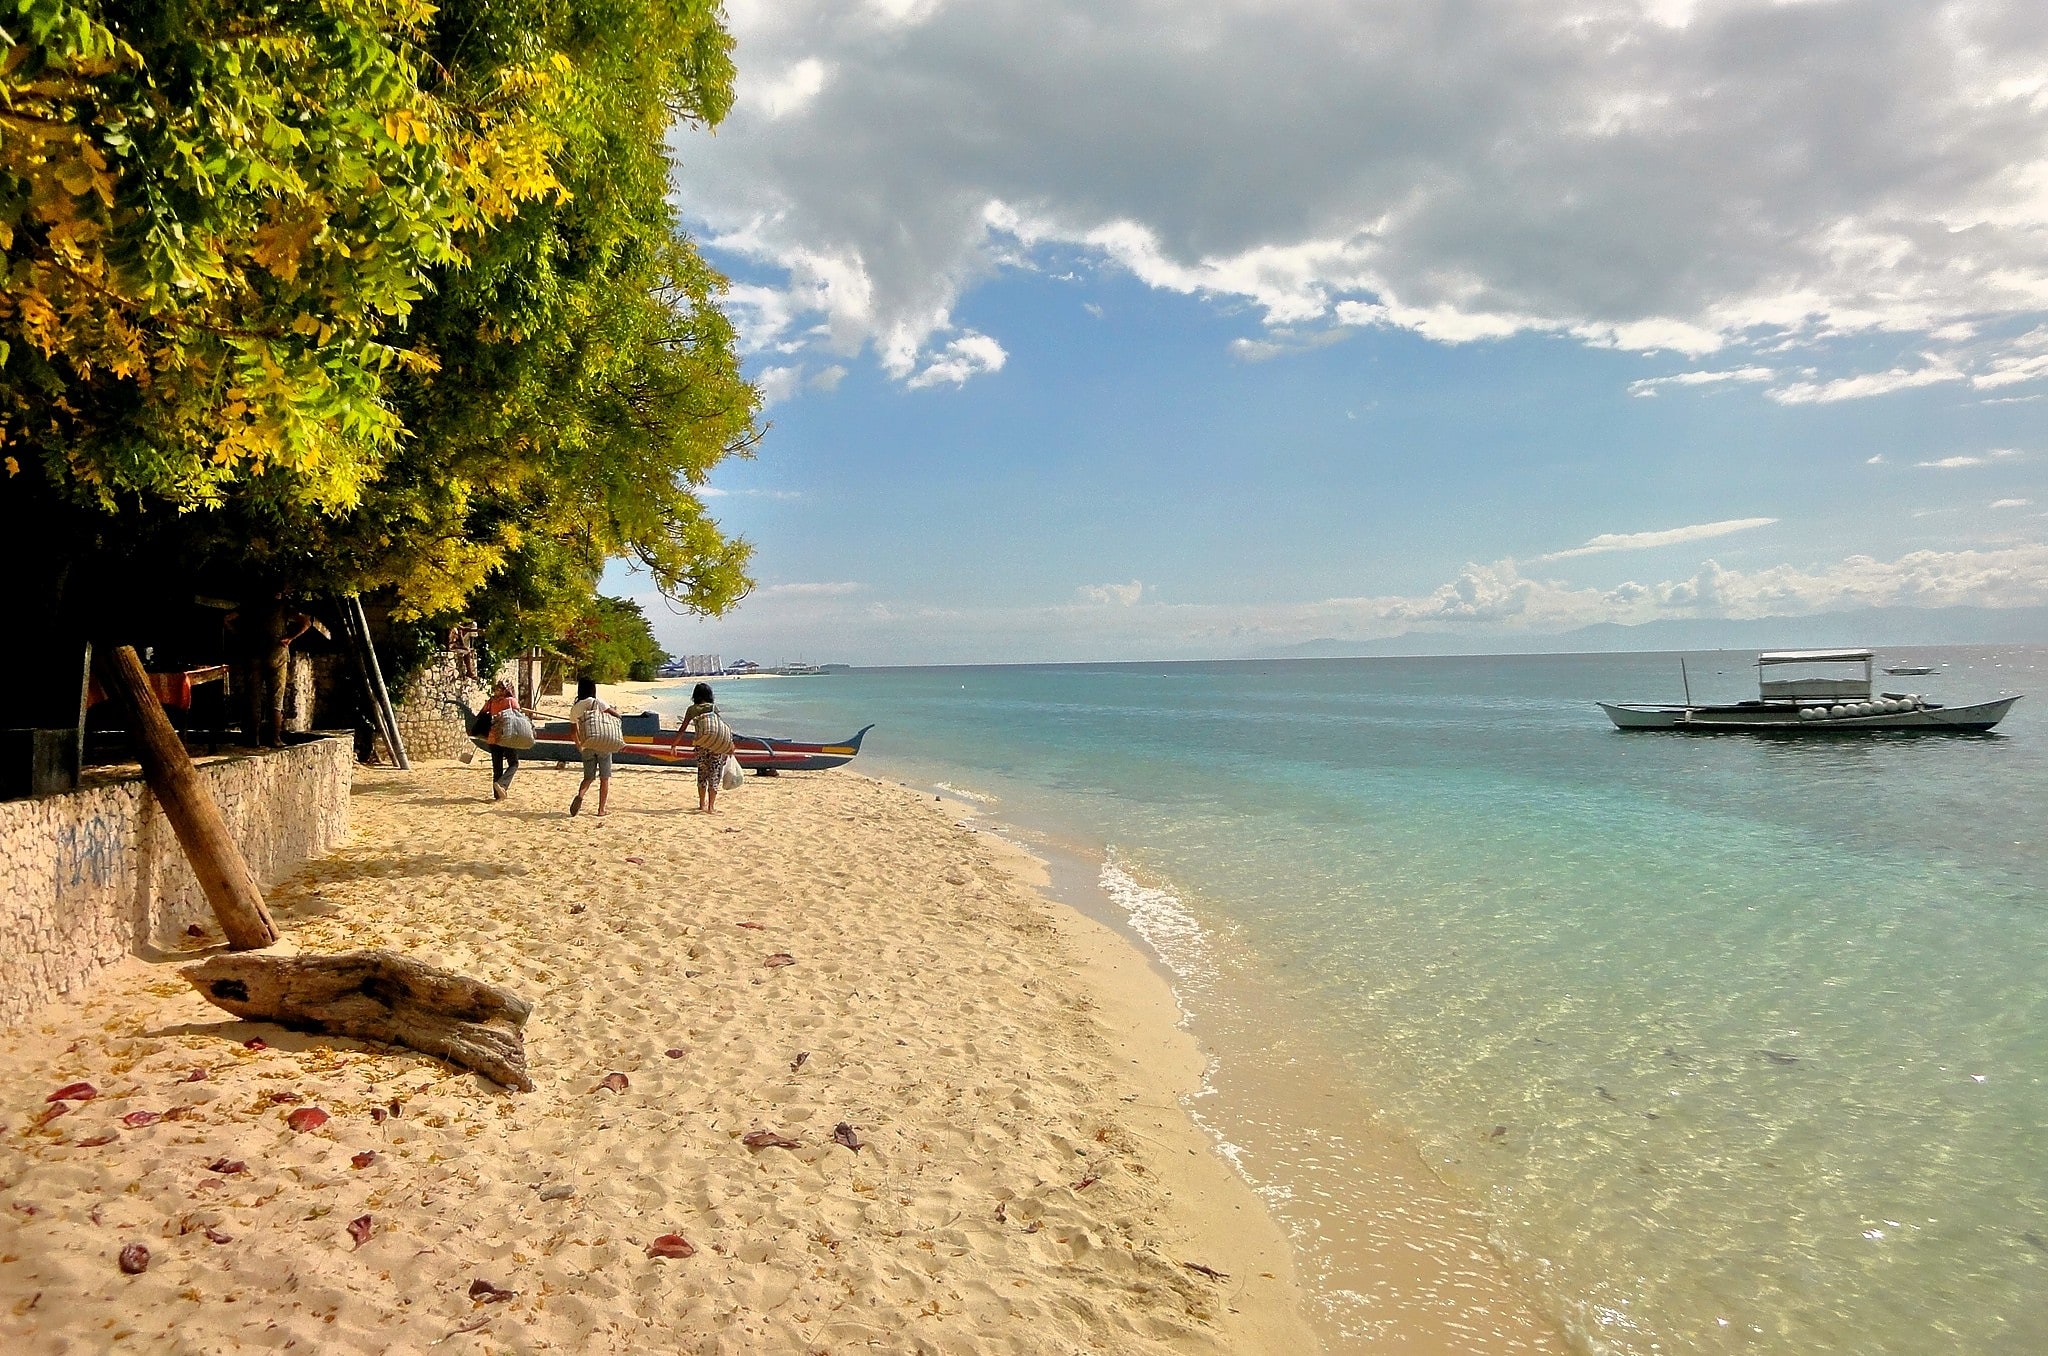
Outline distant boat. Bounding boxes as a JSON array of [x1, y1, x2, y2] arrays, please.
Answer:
[[1599, 649, 2020, 733], [1884, 664, 1937, 676], [776, 662, 826, 676]]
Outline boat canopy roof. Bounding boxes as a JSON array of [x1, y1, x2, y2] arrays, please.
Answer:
[[1757, 648, 1874, 665]]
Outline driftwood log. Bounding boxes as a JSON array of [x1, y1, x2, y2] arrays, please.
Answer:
[[182, 950, 535, 1091]]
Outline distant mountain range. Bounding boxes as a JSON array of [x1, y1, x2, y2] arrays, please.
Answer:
[[1265, 605, 2048, 659]]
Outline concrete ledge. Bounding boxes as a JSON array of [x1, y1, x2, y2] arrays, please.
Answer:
[[0, 733, 352, 1024]]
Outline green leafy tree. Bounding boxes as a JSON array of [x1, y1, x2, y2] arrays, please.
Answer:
[[0, 0, 758, 741], [563, 595, 666, 683]]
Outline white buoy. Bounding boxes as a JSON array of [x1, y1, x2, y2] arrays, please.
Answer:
[[1799, 707, 1818, 721], [1829, 704, 1847, 718]]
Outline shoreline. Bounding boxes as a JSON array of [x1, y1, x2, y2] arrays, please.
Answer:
[[0, 761, 1318, 1352]]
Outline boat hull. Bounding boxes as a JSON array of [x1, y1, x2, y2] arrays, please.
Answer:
[[469, 710, 874, 771], [1599, 697, 2019, 733]]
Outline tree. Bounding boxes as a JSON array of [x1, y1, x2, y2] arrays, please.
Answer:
[[563, 595, 667, 683], [1, 0, 758, 740]]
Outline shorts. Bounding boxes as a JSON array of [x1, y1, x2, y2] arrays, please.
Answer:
[[696, 748, 727, 791], [581, 751, 614, 779]]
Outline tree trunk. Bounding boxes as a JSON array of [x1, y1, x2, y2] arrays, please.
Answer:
[[181, 950, 534, 1091], [97, 644, 279, 950]]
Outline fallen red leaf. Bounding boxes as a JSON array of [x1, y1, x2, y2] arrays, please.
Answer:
[[75, 1133, 118, 1147], [468, 1278, 516, 1303], [346, 1214, 372, 1248], [594, 1072, 630, 1094], [624, 856, 645, 865], [208, 1158, 247, 1175], [351, 1151, 378, 1169], [646, 1234, 696, 1259], [33, 1104, 69, 1127], [120, 1111, 161, 1128], [118, 1243, 150, 1274], [268, 1091, 303, 1105], [182, 1068, 209, 1083], [205, 1228, 232, 1245], [735, 921, 765, 930], [47, 1082, 97, 1103], [369, 1107, 387, 1124], [664, 1048, 687, 1059], [831, 1122, 864, 1152], [763, 953, 795, 968], [243, 1038, 268, 1051], [286, 1107, 330, 1132], [741, 1129, 800, 1150]]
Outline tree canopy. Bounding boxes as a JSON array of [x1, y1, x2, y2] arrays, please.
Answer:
[[563, 594, 667, 683], [0, 0, 757, 684]]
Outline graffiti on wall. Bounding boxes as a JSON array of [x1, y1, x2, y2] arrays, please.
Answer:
[[54, 814, 123, 901]]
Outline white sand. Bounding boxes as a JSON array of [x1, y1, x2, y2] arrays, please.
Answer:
[[0, 763, 1317, 1353]]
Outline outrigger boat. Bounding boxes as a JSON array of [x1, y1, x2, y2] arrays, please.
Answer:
[[460, 703, 874, 771], [1599, 649, 2021, 733]]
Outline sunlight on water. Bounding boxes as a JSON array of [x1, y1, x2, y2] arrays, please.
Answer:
[[661, 651, 2048, 1353]]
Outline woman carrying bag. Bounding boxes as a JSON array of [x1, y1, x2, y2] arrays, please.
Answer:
[[671, 682, 737, 814], [568, 677, 625, 818], [481, 681, 536, 801]]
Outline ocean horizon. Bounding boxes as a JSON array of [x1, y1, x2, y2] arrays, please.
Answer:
[[646, 646, 2047, 1353]]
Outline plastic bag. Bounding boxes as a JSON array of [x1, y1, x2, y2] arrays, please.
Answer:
[[720, 754, 744, 790]]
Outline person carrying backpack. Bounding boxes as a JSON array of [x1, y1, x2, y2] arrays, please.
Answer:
[[671, 682, 735, 813]]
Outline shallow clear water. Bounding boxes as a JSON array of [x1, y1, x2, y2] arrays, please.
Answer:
[[653, 649, 2048, 1354]]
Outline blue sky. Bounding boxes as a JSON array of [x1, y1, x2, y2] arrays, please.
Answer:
[[612, 0, 2048, 666]]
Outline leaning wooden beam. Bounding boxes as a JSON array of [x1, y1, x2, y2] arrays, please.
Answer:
[[98, 644, 279, 950], [181, 950, 535, 1092]]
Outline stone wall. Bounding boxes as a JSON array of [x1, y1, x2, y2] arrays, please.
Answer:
[[376, 652, 484, 763], [0, 734, 352, 1024]]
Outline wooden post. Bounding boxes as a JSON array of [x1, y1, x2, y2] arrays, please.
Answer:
[[97, 645, 278, 950]]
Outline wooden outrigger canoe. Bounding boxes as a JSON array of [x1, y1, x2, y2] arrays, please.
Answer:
[[461, 705, 874, 772]]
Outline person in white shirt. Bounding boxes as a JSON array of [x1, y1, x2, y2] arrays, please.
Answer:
[[568, 677, 619, 817]]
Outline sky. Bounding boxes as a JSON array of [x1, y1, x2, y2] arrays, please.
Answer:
[[612, 0, 2048, 666]]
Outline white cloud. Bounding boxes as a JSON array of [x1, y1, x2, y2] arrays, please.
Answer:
[[1992, 498, 2034, 509], [754, 364, 806, 407], [902, 330, 1007, 388], [1866, 454, 1885, 464], [1916, 449, 2023, 469], [1629, 367, 1774, 397], [1542, 516, 1778, 560], [681, 0, 2048, 386], [759, 581, 863, 597], [661, 544, 2048, 664], [748, 58, 830, 120], [1077, 580, 1144, 606], [1767, 360, 1965, 405]]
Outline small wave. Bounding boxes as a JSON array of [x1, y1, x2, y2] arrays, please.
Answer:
[[933, 782, 998, 805], [1099, 852, 1217, 997]]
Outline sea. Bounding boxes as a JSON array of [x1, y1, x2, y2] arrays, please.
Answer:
[[643, 647, 2047, 1354]]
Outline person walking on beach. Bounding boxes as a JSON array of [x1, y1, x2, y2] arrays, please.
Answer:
[[670, 682, 734, 814], [568, 677, 619, 818], [483, 680, 523, 801]]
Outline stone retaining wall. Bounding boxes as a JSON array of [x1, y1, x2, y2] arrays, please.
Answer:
[[377, 652, 483, 763], [0, 734, 352, 1024]]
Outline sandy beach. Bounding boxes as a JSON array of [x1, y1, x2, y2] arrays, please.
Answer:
[[0, 761, 1314, 1353]]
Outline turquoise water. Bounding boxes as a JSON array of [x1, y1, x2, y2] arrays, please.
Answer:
[[649, 649, 2047, 1353]]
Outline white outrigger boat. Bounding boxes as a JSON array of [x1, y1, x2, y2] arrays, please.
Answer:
[[1599, 649, 2021, 733]]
